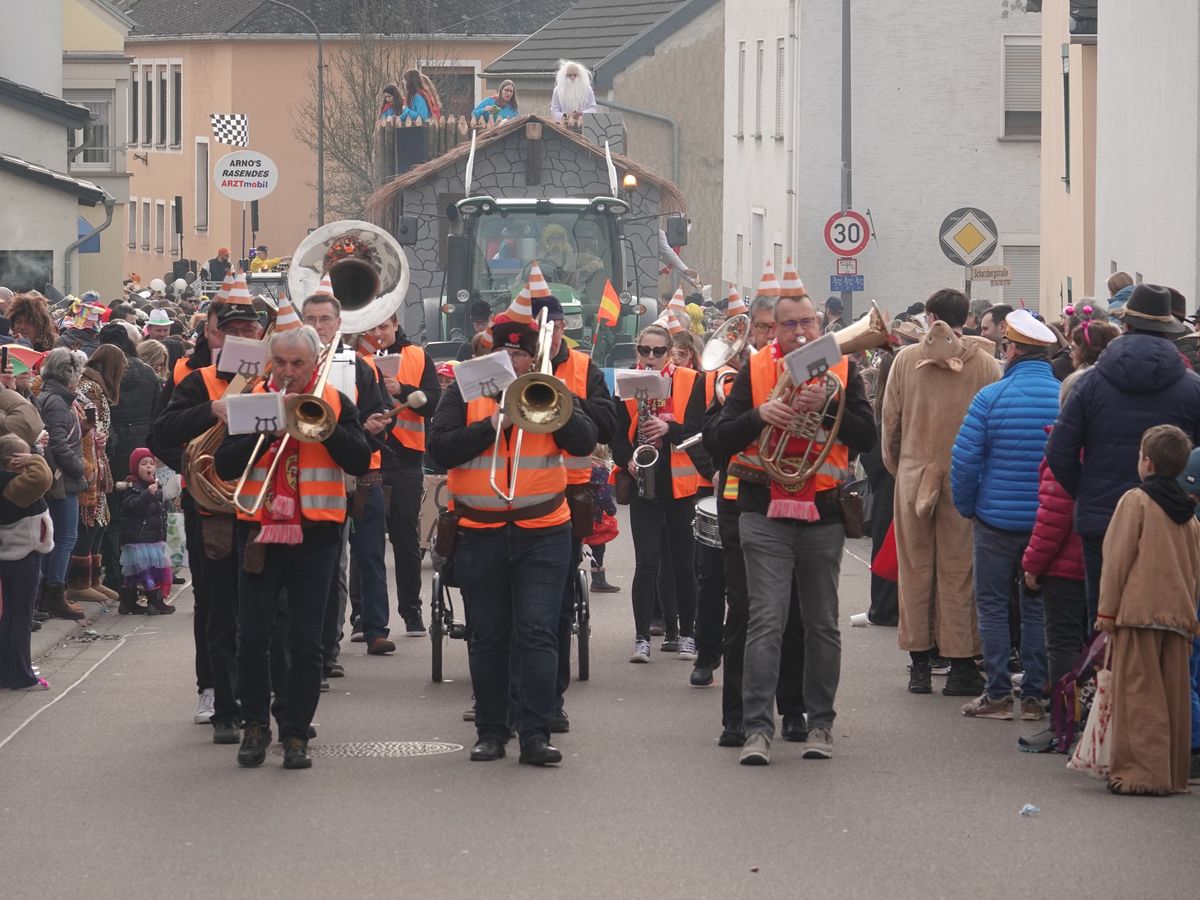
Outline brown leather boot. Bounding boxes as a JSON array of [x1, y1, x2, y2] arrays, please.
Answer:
[[40, 581, 86, 620], [90, 554, 119, 601], [66, 555, 106, 603]]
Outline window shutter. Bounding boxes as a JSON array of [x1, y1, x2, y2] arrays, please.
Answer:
[[1004, 42, 1041, 112], [1003, 245, 1041, 312], [736, 43, 746, 135], [774, 242, 783, 275], [775, 39, 786, 137], [736, 232, 744, 289]]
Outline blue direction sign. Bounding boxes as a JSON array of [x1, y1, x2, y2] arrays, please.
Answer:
[[830, 274, 864, 292]]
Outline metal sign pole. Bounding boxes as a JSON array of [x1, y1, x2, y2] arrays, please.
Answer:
[[840, 0, 853, 322], [964, 265, 973, 301]]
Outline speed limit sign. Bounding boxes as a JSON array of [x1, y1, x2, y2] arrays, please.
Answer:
[[824, 210, 871, 257]]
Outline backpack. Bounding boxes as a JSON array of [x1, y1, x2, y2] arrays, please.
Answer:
[[1051, 630, 1108, 753]]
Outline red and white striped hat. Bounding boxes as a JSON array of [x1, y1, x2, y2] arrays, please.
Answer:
[[227, 272, 254, 306], [726, 284, 748, 316], [756, 261, 781, 298], [779, 258, 807, 298], [212, 272, 236, 304], [504, 286, 534, 325], [312, 272, 336, 301], [527, 262, 552, 299], [273, 294, 303, 332]]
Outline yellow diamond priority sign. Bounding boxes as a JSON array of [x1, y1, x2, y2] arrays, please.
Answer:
[[939, 207, 998, 266]]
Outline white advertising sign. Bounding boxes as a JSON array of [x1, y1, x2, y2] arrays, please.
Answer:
[[213, 150, 279, 201]]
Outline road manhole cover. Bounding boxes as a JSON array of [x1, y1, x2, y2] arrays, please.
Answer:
[[270, 741, 462, 759]]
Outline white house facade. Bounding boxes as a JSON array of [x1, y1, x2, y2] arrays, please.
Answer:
[[723, 0, 1042, 315]]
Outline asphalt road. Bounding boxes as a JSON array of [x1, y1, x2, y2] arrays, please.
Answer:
[[1, 517, 1196, 899]]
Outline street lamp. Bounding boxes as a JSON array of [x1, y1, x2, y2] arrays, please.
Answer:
[[264, 0, 324, 226]]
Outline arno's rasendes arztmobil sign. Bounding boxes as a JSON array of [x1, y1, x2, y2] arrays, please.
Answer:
[[213, 150, 279, 202]]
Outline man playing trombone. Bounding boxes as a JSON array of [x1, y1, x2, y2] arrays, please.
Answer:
[[215, 325, 371, 770], [428, 317, 597, 767]]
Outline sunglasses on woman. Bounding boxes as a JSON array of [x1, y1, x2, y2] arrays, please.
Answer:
[[636, 345, 669, 358]]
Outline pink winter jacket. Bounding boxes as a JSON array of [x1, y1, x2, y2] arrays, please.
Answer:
[[1021, 454, 1085, 582]]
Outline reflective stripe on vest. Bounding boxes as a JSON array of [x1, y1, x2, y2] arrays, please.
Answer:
[[622, 366, 700, 499], [734, 349, 851, 489], [235, 383, 348, 524], [555, 348, 594, 484], [388, 345, 428, 453], [447, 395, 569, 530]]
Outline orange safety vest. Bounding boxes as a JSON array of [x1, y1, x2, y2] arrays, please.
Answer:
[[554, 348, 594, 485], [447, 395, 569, 530], [173, 357, 193, 387], [198, 365, 224, 402], [697, 366, 736, 490], [733, 348, 851, 492], [386, 345, 428, 453], [622, 366, 700, 499], [354, 354, 383, 471], [235, 383, 348, 525]]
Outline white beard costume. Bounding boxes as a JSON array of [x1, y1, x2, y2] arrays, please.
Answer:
[[554, 64, 592, 115]]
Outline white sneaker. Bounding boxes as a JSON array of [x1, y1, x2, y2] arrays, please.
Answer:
[[193, 688, 215, 724], [802, 727, 834, 759], [677, 636, 698, 661], [739, 732, 770, 765], [629, 639, 651, 663]]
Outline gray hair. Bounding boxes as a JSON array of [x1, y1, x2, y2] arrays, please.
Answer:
[[41, 347, 87, 387], [269, 325, 321, 361], [749, 296, 777, 318]]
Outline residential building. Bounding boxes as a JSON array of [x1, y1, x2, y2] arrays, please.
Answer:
[[64, 0, 135, 298], [723, 1, 1042, 315], [484, 0, 724, 287], [114, 0, 572, 284], [1094, 1, 1199, 304], [0, 1, 106, 293], [1036, 0, 1096, 311]]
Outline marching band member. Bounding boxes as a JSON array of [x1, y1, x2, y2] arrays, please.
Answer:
[[715, 269, 875, 765], [150, 295, 262, 743], [428, 318, 597, 767], [530, 290, 616, 733], [215, 325, 371, 770], [300, 287, 391, 666], [612, 320, 706, 664], [367, 312, 440, 637]]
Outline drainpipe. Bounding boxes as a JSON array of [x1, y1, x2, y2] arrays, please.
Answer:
[[64, 191, 116, 295], [595, 98, 680, 185]]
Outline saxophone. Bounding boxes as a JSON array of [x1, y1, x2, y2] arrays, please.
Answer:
[[633, 398, 660, 500]]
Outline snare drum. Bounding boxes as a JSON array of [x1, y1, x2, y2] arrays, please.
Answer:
[[692, 495, 722, 548]]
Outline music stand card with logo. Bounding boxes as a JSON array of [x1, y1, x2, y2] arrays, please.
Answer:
[[216, 335, 269, 379], [614, 370, 671, 402], [783, 334, 841, 384], [454, 351, 516, 401], [373, 354, 402, 378], [225, 392, 286, 436]]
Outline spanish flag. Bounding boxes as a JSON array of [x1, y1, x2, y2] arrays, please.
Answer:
[[597, 279, 620, 327]]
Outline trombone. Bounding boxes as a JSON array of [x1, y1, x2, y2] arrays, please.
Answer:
[[233, 332, 342, 517], [490, 307, 574, 502]]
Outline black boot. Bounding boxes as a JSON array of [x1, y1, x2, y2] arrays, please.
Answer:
[[943, 659, 986, 696], [590, 567, 620, 593], [118, 587, 146, 615], [145, 589, 175, 615]]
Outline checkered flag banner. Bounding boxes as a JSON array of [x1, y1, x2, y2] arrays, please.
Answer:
[[210, 113, 249, 147]]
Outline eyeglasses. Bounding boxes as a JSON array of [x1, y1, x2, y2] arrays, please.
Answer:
[[636, 345, 669, 358], [999, 339, 1012, 351], [304, 315, 338, 327], [751, 322, 775, 333], [776, 317, 819, 332]]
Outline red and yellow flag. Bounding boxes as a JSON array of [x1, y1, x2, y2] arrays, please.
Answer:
[[597, 279, 620, 327]]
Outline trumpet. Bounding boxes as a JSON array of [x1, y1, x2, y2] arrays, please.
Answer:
[[489, 307, 574, 503], [233, 332, 342, 517], [633, 398, 659, 500]]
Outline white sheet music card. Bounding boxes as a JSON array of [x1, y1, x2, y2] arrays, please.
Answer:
[[216, 335, 269, 378], [782, 333, 842, 384], [614, 370, 670, 402], [226, 392, 286, 436], [373, 354, 402, 378], [455, 351, 516, 401]]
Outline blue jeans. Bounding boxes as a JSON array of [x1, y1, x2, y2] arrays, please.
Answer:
[[43, 494, 79, 585], [349, 483, 390, 642], [456, 523, 570, 746], [972, 519, 1047, 700]]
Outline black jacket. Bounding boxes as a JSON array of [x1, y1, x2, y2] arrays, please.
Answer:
[[551, 341, 617, 447], [380, 335, 440, 470], [34, 379, 86, 492], [108, 357, 161, 471], [120, 481, 166, 544], [713, 356, 876, 521], [213, 389, 372, 483], [427, 381, 598, 471]]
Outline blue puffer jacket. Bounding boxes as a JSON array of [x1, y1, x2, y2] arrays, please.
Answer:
[[951, 356, 1061, 531], [1045, 333, 1200, 538]]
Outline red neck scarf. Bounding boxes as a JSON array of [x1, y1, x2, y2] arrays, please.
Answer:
[[765, 341, 820, 521], [634, 362, 675, 447], [255, 370, 319, 545]]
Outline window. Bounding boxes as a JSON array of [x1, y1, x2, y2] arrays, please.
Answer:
[[142, 68, 153, 144], [774, 38, 786, 139], [750, 210, 764, 288], [754, 40, 764, 137], [129, 68, 138, 144], [773, 241, 783, 276], [423, 65, 476, 118], [1002, 245, 1040, 310], [194, 140, 209, 230], [141, 200, 151, 250], [1003, 35, 1041, 137], [736, 230, 744, 290], [127, 196, 138, 248], [157, 67, 167, 145], [0, 251, 52, 293], [65, 90, 114, 169], [154, 201, 165, 253], [736, 42, 746, 137], [169, 198, 179, 255], [171, 64, 182, 146]]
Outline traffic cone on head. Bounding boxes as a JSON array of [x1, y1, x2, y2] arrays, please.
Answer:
[[756, 261, 780, 298], [213, 272, 235, 304], [779, 257, 807, 298], [313, 273, 336, 301], [654, 309, 684, 335], [668, 287, 689, 331], [505, 286, 534, 325], [726, 285, 748, 316], [227, 273, 254, 306], [274, 294, 303, 332], [527, 262, 552, 300]]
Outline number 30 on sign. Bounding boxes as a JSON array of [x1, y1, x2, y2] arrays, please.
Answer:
[[823, 210, 871, 257]]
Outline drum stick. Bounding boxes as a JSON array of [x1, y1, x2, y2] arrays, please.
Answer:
[[384, 390, 427, 419]]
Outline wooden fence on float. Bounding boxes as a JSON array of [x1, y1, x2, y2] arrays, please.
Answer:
[[374, 115, 508, 185]]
